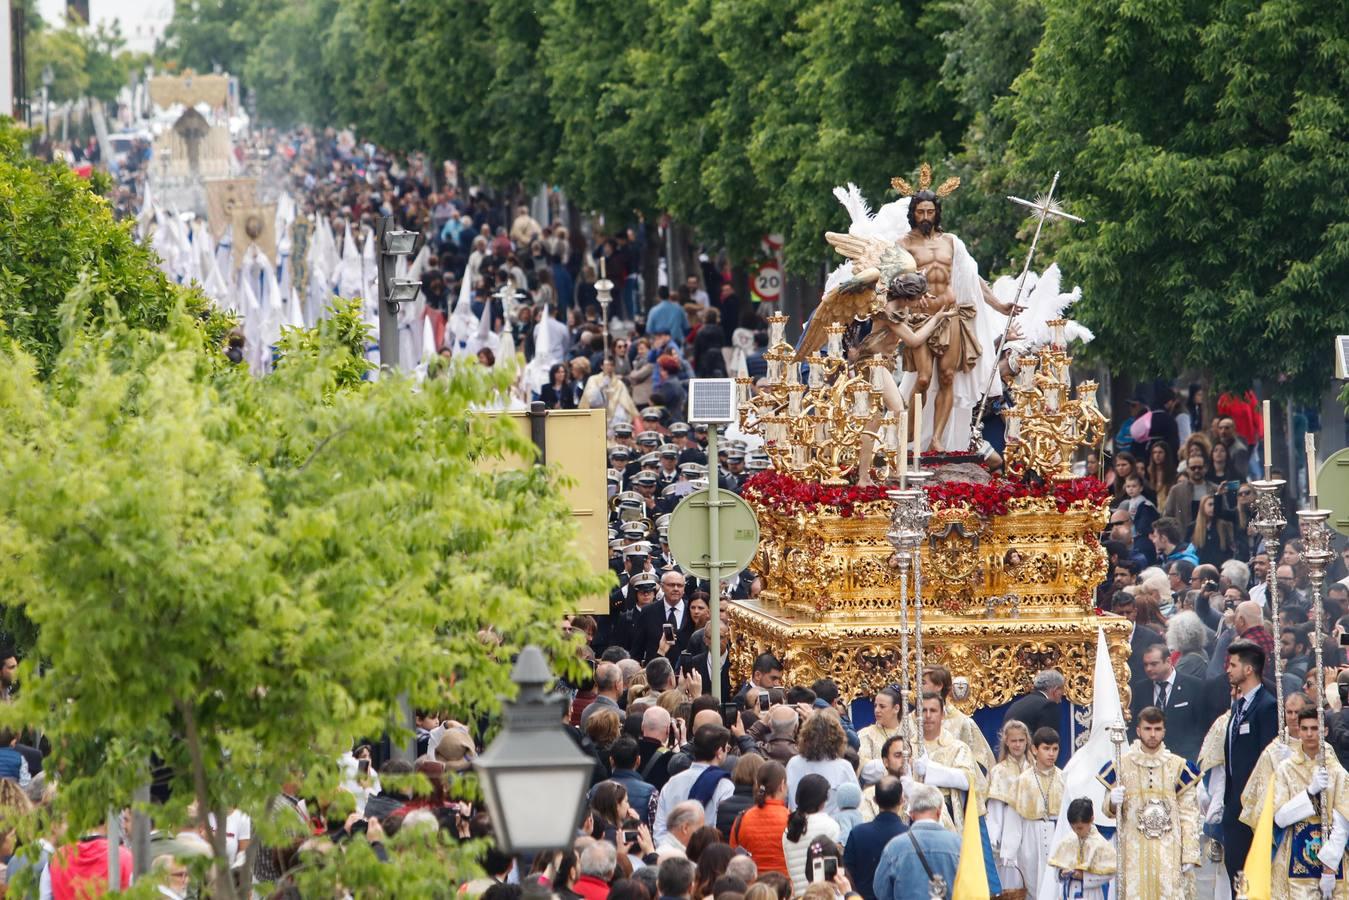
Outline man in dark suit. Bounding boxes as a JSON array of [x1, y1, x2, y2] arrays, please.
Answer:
[[1003, 669, 1065, 736], [1221, 639, 1280, 888], [633, 570, 694, 663], [1129, 643, 1207, 761], [843, 776, 907, 900], [686, 604, 734, 698]]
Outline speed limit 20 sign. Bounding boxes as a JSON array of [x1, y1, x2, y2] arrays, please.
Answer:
[[753, 263, 782, 302]]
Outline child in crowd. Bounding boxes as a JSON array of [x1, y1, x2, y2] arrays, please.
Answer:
[[1049, 798, 1116, 900], [1002, 726, 1064, 897], [986, 720, 1031, 891]]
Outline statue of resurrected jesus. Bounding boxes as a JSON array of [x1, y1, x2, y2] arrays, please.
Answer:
[[798, 165, 1019, 457]]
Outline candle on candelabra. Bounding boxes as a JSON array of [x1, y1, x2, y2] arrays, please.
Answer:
[[786, 360, 800, 385], [853, 388, 870, 418], [789, 387, 803, 416], [809, 362, 823, 388], [884, 420, 899, 452], [768, 315, 786, 346], [767, 357, 781, 382], [599, 257, 606, 281], [898, 400, 909, 484], [912, 392, 923, 454], [870, 363, 885, 391], [827, 327, 843, 358], [1263, 399, 1273, 477], [1307, 431, 1319, 499]]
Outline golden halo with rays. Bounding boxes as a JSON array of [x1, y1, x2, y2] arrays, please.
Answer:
[[891, 162, 960, 199]]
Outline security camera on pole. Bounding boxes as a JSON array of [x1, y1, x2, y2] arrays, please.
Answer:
[[375, 216, 424, 373]]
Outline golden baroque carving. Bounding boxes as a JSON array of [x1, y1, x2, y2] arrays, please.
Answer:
[[727, 602, 1131, 714]]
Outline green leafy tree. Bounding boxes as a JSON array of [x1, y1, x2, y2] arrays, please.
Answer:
[[243, 0, 340, 128], [161, 0, 283, 78], [540, 0, 657, 221], [939, 0, 1045, 270], [745, 0, 964, 269], [1008, 0, 1349, 398], [26, 27, 89, 103], [83, 22, 132, 103], [0, 296, 606, 896], [0, 119, 228, 378]]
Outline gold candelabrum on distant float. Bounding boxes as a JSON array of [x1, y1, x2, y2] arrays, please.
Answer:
[[1001, 319, 1108, 480], [738, 314, 903, 484]]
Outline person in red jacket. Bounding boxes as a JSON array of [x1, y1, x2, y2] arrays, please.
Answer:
[[573, 840, 617, 900], [48, 823, 133, 899]]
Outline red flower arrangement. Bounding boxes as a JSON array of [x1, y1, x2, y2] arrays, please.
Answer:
[[742, 470, 1109, 519], [740, 471, 892, 518]]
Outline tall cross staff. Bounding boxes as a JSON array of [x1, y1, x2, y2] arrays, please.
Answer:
[[969, 171, 1085, 451]]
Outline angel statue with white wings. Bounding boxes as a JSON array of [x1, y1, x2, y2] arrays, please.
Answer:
[[799, 165, 1020, 463]]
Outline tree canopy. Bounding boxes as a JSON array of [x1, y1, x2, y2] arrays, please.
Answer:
[[0, 117, 608, 895]]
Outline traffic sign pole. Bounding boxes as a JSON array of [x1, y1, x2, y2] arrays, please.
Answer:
[[667, 458, 761, 702], [708, 424, 721, 700]]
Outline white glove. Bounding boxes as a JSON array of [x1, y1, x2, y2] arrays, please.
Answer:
[[1276, 742, 1294, 763], [1206, 801, 1224, 825], [1181, 863, 1195, 874], [1000, 853, 1017, 868], [1321, 873, 1336, 899], [1110, 787, 1126, 807], [901, 775, 919, 798], [1311, 767, 1331, 796], [913, 755, 928, 779]]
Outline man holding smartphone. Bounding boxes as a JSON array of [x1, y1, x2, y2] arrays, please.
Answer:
[[634, 571, 691, 663]]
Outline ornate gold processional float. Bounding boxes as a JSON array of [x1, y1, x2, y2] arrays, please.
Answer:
[[725, 168, 1131, 716]]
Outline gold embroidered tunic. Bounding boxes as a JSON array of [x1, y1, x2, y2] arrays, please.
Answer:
[[1099, 741, 1200, 900], [1049, 827, 1117, 900], [1269, 742, 1349, 900], [921, 732, 985, 831]]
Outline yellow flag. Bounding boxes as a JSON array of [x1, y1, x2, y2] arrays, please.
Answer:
[[1242, 779, 1276, 900], [952, 788, 990, 900]]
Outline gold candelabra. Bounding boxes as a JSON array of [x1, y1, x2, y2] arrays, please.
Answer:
[[737, 314, 902, 484], [1001, 319, 1106, 479]]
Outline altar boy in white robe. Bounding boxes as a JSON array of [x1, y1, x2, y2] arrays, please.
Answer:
[[1001, 726, 1064, 897]]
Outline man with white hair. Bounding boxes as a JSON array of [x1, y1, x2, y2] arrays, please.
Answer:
[[637, 705, 676, 789], [1003, 670, 1065, 737], [1166, 609, 1212, 680], [574, 841, 617, 900], [725, 855, 757, 885], [657, 800, 705, 860], [872, 784, 961, 900]]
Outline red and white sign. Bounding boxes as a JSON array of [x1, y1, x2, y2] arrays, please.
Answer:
[[753, 262, 782, 302]]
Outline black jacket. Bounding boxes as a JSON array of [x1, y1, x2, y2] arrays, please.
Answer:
[[1222, 685, 1279, 812], [632, 599, 695, 663], [1128, 671, 1208, 761], [1002, 690, 1062, 738], [716, 784, 755, 838]]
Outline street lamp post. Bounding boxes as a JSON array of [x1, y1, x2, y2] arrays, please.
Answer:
[[594, 263, 614, 361], [473, 646, 594, 855], [375, 216, 424, 373], [41, 65, 53, 144]]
